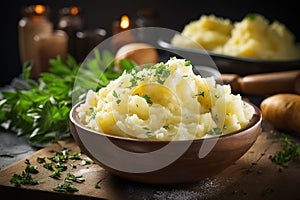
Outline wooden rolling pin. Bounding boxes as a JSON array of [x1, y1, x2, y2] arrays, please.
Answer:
[[221, 70, 300, 95]]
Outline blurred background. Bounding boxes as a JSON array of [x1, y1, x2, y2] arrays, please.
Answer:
[[0, 0, 299, 86]]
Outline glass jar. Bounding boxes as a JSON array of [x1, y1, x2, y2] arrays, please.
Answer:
[[18, 4, 53, 79], [135, 8, 159, 28], [57, 6, 85, 60]]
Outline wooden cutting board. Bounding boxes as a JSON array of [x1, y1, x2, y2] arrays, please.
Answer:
[[1, 126, 300, 200]]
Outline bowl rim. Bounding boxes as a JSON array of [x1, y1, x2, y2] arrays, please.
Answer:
[[158, 38, 300, 64], [69, 99, 262, 143]]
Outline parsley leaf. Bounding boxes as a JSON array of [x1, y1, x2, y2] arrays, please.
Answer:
[[141, 94, 153, 105]]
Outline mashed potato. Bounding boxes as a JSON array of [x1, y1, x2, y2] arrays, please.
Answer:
[[76, 58, 255, 140], [171, 15, 233, 52], [171, 13, 300, 60]]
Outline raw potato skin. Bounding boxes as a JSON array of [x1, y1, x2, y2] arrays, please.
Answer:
[[260, 93, 300, 132], [115, 43, 158, 69]]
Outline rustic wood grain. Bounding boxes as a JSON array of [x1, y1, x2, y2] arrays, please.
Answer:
[[1, 129, 299, 200]]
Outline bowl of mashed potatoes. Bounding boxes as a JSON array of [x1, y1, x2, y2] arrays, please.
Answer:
[[69, 58, 262, 184], [159, 13, 300, 76]]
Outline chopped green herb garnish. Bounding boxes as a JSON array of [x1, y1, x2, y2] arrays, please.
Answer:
[[80, 157, 94, 166], [195, 91, 205, 97], [69, 152, 81, 160], [89, 107, 96, 120], [116, 99, 121, 104], [53, 183, 79, 193], [163, 125, 170, 129], [145, 132, 153, 137], [65, 172, 85, 183], [207, 127, 222, 135], [184, 60, 191, 66], [246, 13, 257, 20], [269, 133, 300, 168], [43, 162, 54, 170], [37, 157, 46, 164], [49, 169, 63, 179], [10, 171, 38, 187], [25, 165, 39, 174], [55, 162, 68, 171], [112, 90, 119, 98], [141, 94, 153, 105], [24, 159, 30, 165], [150, 62, 170, 84]]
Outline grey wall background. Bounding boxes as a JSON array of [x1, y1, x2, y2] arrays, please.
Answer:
[[0, 0, 299, 86]]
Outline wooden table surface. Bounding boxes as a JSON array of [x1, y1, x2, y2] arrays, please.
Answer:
[[0, 120, 299, 200]]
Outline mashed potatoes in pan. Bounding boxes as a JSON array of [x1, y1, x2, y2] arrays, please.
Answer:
[[171, 13, 300, 60], [76, 58, 254, 140]]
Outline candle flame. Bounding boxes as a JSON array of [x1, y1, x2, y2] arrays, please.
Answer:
[[70, 6, 79, 15], [120, 15, 130, 29], [34, 5, 45, 15]]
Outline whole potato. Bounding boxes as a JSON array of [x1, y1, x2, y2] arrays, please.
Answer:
[[115, 43, 158, 69], [260, 93, 300, 132]]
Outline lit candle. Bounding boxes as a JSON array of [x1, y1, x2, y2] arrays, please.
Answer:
[[112, 15, 133, 35], [111, 15, 136, 51], [18, 4, 53, 79], [34, 31, 68, 73]]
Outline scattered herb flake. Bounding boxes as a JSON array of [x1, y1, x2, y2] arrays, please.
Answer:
[[184, 60, 191, 66], [269, 133, 300, 168], [246, 13, 257, 20], [53, 183, 79, 193], [25, 165, 39, 174], [49, 169, 63, 179], [10, 171, 38, 187], [37, 157, 46, 163], [112, 90, 119, 98], [43, 162, 54, 170], [194, 91, 205, 97], [69, 152, 81, 160], [141, 94, 153, 105], [65, 172, 85, 183]]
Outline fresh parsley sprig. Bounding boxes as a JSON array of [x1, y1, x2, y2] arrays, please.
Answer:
[[0, 49, 135, 146]]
